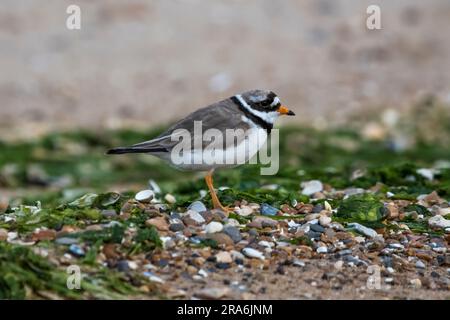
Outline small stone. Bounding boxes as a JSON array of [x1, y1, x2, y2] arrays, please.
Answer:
[[32, 229, 56, 241], [188, 201, 207, 213], [410, 278, 422, 289], [148, 179, 161, 194], [164, 194, 176, 204], [145, 216, 169, 231], [207, 233, 234, 246], [293, 259, 306, 267], [55, 237, 79, 245], [386, 203, 399, 219], [161, 236, 176, 249], [0, 228, 7, 241], [135, 190, 154, 203], [415, 260, 426, 269], [347, 223, 378, 238], [334, 260, 344, 270], [230, 250, 245, 261], [242, 247, 265, 260], [7, 232, 18, 242], [310, 224, 325, 233], [235, 206, 253, 217], [185, 210, 206, 225], [205, 221, 223, 234], [305, 213, 321, 221], [223, 226, 242, 243], [196, 287, 230, 300], [301, 180, 323, 196], [169, 223, 185, 232], [316, 246, 328, 254], [319, 216, 332, 227], [101, 209, 117, 218], [215, 251, 232, 264], [117, 260, 130, 272], [260, 203, 278, 216], [428, 215, 450, 229], [69, 244, 85, 257], [416, 168, 435, 181]]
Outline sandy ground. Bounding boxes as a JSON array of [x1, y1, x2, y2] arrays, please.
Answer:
[[1, 0, 450, 139], [169, 261, 450, 300]]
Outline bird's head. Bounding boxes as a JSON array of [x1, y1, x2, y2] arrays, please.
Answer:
[[238, 89, 295, 124]]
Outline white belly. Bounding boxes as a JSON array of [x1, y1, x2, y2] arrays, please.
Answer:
[[163, 128, 268, 171]]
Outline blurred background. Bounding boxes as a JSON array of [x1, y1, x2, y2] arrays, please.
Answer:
[[2, 0, 450, 140]]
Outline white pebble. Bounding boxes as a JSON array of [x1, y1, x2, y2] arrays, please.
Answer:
[[187, 210, 206, 224], [135, 190, 154, 202], [242, 247, 265, 260], [164, 193, 176, 204], [205, 221, 223, 234], [319, 216, 332, 226], [316, 246, 328, 254], [301, 180, 323, 196], [235, 206, 253, 216]]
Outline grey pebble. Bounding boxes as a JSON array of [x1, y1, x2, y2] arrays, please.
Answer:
[[223, 226, 242, 243], [260, 203, 278, 216], [188, 201, 207, 213], [310, 224, 325, 233], [55, 237, 79, 245], [101, 209, 117, 218], [169, 223, 185, 232]]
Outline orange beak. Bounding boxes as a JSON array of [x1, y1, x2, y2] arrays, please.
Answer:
[[277, 105, 295, 116]]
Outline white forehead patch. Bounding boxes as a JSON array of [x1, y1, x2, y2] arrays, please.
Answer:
[[270, 97, 280, 107]]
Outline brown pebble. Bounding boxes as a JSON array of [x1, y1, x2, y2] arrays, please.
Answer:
[[32, 229, 56, 241]]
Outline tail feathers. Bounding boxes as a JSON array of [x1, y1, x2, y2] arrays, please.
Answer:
[[106, 146, 168, 155]]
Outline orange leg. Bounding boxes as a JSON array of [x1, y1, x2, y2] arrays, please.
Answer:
[[205, 169, 230, 213]]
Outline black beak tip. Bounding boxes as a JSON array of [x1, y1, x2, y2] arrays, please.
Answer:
[[287, 110, 295, 116]]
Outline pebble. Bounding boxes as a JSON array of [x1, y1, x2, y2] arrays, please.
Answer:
[[260, 203, 278, 216], [293, 259, 306, 267], [305, 213, 321, 221], [196, 287, 230, 300], [101, 209, 117, 218], [32, 229, 56, 241], [415, 260, 426, 269], [410, 278, 422, 289], [188, 201, 207, 213], [69, 244, 85, 257], [205, 221, 223, 234], [242, 247, 265, 260], [148, 179, 161, 194], [316, 246, 328, 254], [223, 226, 242, 243], [169, 223, 185, 232], [135, 190, 154, 203], [145, 216, 169, 231], [0, 228, 7, 241], [229, 250, 244, 261], [164, 194, 176, 204], [55, 237, 79, 245], [310, 224, 325, 233], [143, 272, 164, 284], [347, 223, 378, 238], [186, 210, 206, 225], [7, 232, 18, 242], [117, 260, 130, 272], [216, 251, 232, 264], [428, 215, 450, 229], [207, 233, 234, 246], [235, 206, 253, 217], [334, 260, 344, 270], [301, 180, 323, 196], [319, 215, 332, 227]]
